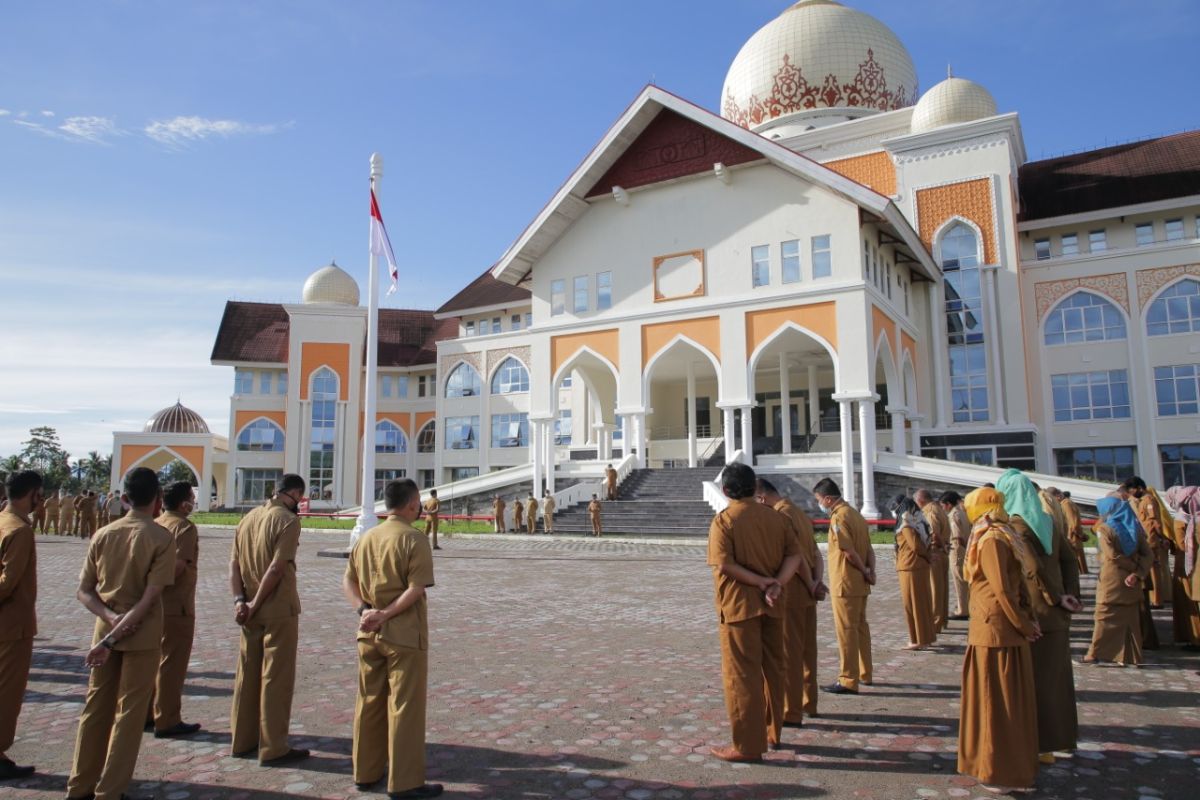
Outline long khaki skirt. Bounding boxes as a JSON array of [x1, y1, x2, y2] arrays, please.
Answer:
[[1030, 628, 1077, 753], [899, 568, 936, 646], [1088, 602, 1141, 665], [958, 644, 1038, 788]]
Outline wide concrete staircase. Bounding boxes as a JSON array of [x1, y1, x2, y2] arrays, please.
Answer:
[[550, 467, 716, 537]]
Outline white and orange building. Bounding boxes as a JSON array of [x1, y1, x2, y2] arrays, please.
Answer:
[[115, 1, 1200, 511]]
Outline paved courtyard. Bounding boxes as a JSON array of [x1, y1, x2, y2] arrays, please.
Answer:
[[6, 529, 1199, 800]]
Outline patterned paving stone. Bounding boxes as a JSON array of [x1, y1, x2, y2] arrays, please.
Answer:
[[4, 530, 1198, 799]]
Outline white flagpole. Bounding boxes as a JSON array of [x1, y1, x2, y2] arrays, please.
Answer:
[[351, 152, 384, 545]]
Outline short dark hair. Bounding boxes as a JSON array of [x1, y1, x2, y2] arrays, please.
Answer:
[[939, 490, 962, 506], [124, 467, 161, 507], [721, 463, 757, 500], [429, 489, 437, 497], [279, 473, 305, 494], [163, 481, 194, 511], [1062, 491, 1072, 499], [5, 470, 43, 501], [384, 478, 420, 511], [1119, 476, 1146, 492], [914, 488, 933, 504], [890, 494, 920, 518], [982, 482, 995, 489], [755, 477, 779, 496], [812, 477, 841, 499]]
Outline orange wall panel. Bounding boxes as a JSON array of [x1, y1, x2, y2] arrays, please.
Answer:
[[871, 305, 895, 360], [551, 329, 620, 378], [823, 151, 896, 196], [299, 342, 350, 401], [745, 302, 838, 358], [916, 178, 997, 265], [641, 316, 721, 369], [412, 411, 436, 437], [234, 410, 287, 436]]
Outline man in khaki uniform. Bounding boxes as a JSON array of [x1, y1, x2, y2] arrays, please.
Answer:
[[108, 491, 125, 524], [343, 478, 443, 799], [1059, 491, 1089, 575], [707, 464, 801, 761], [917, 489, 951, 632], [147, 482, 202, 737], [421, 490, 441, 550], [542, 491, 556, 534], [67, 467, 175, 800], [59, 491, 75, 537], [757, 478, 825, 725], [588, 495, 602, 537], [941, 491, 971, 619], [816, 477, 876, 694], [491, 495, 506, 534], [0, 470, 43, 781], [42, 491, 59, 534], [229, 473, 308, 766], [29, 483, 47, 536], [513, 499, 524, 532], [525, 493, 539, 534], [1120, 477, 1171, 607], [605, 464, 618, 501], [79, 491, 99, 538]]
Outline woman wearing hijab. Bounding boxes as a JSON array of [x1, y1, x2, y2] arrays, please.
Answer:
[[890, 495, 936, 650], [957, 487, 1040, 794], [1164, 486, 1200, 647], [993, 470, 1081, 764], [1083, 497, 1151, 666]]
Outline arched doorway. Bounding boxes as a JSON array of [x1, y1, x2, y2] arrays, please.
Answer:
[[642, 337, 721, 468], [747, 324, 839, 458]]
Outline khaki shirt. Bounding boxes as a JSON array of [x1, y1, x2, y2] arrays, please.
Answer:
[[346, 516, 434, 650], [827, 501, 872, 598], [922, 501, 950, 555], [1133, 494, 1165, 548], [422, 498, 440, 516], [526, 498, 538, 516], [60, 495, 75, 516], [80, 494, 97, 515], [44, 495, 60, 515], [966, 533, 1037, 647], [587, 500, 601, 518], [773, 499, 818, 608], [492, 499, 506, 517], [1061, 499, 1085, 543], [542, 496, 555, 515], [948, 505, 970, 548], [895, 525, 931, 572], [1094, 523, 1151, 607], [707, 498, 800, 624], [605, 468, 617, 488], [1010, 517, 1079, 633], [0, 507, 37, 641], [232, 498, 301, 620], [80, 510, 175, 651], [156, 510, 199, 617], [108, 496, 126, 520]]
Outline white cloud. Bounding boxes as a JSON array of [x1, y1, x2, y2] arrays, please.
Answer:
[[40, 109, 54, 117], [58, 116, 122, 143], [0, 109, 10, 116], [144, 115, 288, 148]]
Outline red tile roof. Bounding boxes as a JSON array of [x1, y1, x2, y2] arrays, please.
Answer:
[[436, 267, 531, 314], [210, 301, 457, 368], [1019, 130, 1200, 221]]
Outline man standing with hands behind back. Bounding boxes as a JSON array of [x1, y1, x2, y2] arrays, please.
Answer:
[[67, 467, 175, 800], [816, 477, 876, 694], [0, 470, 42, 782], [229, 473, 308, 766], [344, 478, 442, 799]]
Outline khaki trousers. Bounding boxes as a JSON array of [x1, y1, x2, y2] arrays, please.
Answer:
[[719, 615, 784, 757], [150, 615, 195, 730], [526, 515, 537, 534], [930, 551, 949, 631], [80, 511, 98, 538], [0, 637, 33, 758], [951, 542, 970, 616], [231, 615, 298, 760], [544, 512, 553, 533], [32, 509, 46, 534], [590, 516, 602, 537], [426, 515, 439, 549], [832, 594, 872, 690], [353, 637, 428, 793], [493, 513, 504, 533], [67, 647, 158, 800], [778, 602, 817, 724], [1072, 541, 1089, 575], [899, 569, 936, 646], [1149, 543, 1171, 607], [59, 510, 73, 535]]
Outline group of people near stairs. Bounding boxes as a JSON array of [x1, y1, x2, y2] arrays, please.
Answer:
[[2, 456, 1198, 798], [705, 462, 1200, 794]]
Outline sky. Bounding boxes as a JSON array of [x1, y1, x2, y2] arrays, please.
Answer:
[[2, 0, 1198, 460]]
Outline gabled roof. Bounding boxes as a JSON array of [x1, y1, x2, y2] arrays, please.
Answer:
[[436, 267, 531, 315], [489, 85, 937, 285], [1019, 130, 1200, 221], [210, 300, 456, 368]]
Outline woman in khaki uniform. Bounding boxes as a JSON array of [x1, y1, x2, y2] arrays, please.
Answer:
[[890, 496, 936, 650], [1083, 497, 1151, 666], [512, 499, 524, 532], [917, 490, 951, 633], [1058, 491, 1089, 574], [1163, 486, 1200, 647], [525, 494, 538, 534], [957, 487, 1040, 794]]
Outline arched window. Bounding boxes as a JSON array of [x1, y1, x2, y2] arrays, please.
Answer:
[[491, 357, 529, 394], [417, 421, 436, 453], [938, 221, 989, 423], [374, 420, 407, 454], [445, 363, 481, 398], [309, 367, 338, 499], [1147, 279, 1200, 337], [237, 418, 285, 452], [1044, 292, 1126, 345]]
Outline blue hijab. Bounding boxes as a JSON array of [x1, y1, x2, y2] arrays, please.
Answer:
[[995, 468, 1053, 554], [1097, 496, 1139, 556]]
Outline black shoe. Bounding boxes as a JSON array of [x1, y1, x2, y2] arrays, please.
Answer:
[[119, 794, 154, 800], [949, 614, 969, 621], [143, 721, 154, 733], [822, 682, 859, 695], [356, 778, 383, 791], [0, 759, 35, 780], [782, 720, 804, 728], [261, 748, 310, 767], [64, 795, 94, 800], [389, 785, 444, 799], [231, 748, 258, 759], [768, 740, 782, 751], [155, 722, 202, 738]]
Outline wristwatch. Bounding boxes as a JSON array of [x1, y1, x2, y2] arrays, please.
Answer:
[[101, 636, 116, 650], [357, 603, 371, 617], [234, 595, 247, 605]]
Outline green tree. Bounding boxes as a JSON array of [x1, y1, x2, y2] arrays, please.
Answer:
[[158, 459, 198, 486], [19, 426, 71, 491], [0, 454, 23, 482]]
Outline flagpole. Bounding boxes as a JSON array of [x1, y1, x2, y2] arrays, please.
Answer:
[[352, 152, 384, 545]]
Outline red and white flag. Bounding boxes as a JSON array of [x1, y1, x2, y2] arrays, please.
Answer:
[[369, 187, 399, 295]]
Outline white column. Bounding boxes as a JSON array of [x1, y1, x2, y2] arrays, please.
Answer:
[[858, 396, 880, 517], [621, 415, 630, 459], [740, 406, 753, 467], [779, 353, 792, 455], [807, 364, 819, 444], [722, 407, 736, 464], [531, 420, 543, 496], [909, 414, 924, 457], [837, 398, 856, 505], [887, 405, 907, 456], [634, 413, 647, 468], [929, 281, 948, 428], [544, 419, 555, 494], [352, 153, 384, 542], [984, 266, 1007, 424], [686, 361, 698, 468]]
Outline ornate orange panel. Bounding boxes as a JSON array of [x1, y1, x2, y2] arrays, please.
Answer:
[[823, 151, 896, 196], [916, 178, 996, 265], [744, 302, 838, 358], [641, 317, 721, 369], [551, 329, 620, 378], [234, 410, 286, 436], [871, 305, 895, 360], [299, 342, 350, 401]]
